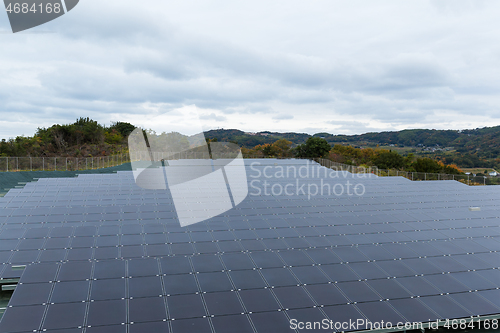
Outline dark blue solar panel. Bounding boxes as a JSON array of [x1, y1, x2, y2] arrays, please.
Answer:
[[0, 159, 499, 332]]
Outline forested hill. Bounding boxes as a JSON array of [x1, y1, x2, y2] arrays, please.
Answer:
[[2, 119, 500, 168], [323, 126, 500, 150], [0, 118, 135, 158], [204, 126, 500, 168], [205, 126, 500, 153], [203, 129, 310, 147]]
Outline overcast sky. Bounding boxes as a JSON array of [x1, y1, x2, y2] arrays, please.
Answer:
[[1, 0, 500, 139]]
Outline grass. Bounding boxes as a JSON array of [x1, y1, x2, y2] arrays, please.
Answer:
[[461, 168, 498, 174]]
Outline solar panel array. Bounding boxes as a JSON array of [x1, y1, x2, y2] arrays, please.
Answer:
[[0, 159, 499, 333]]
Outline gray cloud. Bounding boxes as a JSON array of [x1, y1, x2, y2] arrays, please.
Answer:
[[199, 113, 227, 122], [2, 0, 500, 139], [272, 114, 294, 121]]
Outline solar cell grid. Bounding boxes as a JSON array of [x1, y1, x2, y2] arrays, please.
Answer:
[[0, 160, 500, 332]]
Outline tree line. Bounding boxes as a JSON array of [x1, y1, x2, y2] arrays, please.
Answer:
[[205, 127, 500, 169], [0, 119, 478, 173], [242, 137, 463, 174], [0, 118, 135, 157]]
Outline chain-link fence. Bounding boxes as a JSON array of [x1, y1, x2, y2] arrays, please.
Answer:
[[314, 158, 497, 186], [1, 154, 497, 186], [0, 154, 131, 172], [129, 151, 212, 161]]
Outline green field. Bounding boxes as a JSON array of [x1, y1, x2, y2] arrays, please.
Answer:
[[462, 167, 498, 174]]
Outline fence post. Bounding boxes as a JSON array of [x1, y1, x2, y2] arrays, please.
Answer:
[[425, 173, 426, 181], [6, 157, 8, 172], [16, 157, 18, 171], [42, 157, 44, 171], [30, 157, 32, 171], [55, 157, 57, 171]]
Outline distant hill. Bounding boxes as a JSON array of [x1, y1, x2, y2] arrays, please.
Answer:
[[205, 126, 500, 154], [318, 127, 499, 150], [321, 127, 500, 164], [203, 129, 311, 147], [2, 119, 499, 169], [204, 126, 500, 168]]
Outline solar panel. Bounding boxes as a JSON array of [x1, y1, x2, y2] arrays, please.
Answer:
[[0, 158, 499, 332]]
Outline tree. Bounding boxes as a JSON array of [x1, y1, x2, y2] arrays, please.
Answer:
[[404, 153, 415, 170], [330, 145, 376, 165], [104, 130, 123, 144], [109, 122, 136, 138], [373, 150, 404, 169], [413, 157, 442, 173], [271, 139, 292, 157], [50, 125, 67, 150], [74, 117, 105, 144], [442, 164, 463, 175], [295, 137, 331, 158]]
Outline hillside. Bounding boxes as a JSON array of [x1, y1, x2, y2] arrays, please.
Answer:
[[0, 118, 134, 158], [2, 119, 500, 169], [205, 126, 500, 152], [319, 127, 500, 155], [204, 127, 500, 169], [203, 129, 310, 147]]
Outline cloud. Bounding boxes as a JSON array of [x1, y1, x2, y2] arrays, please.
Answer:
[[199, 113, 227, 122], [272, 114, 294, 121], [2, 0, 500, 139]]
